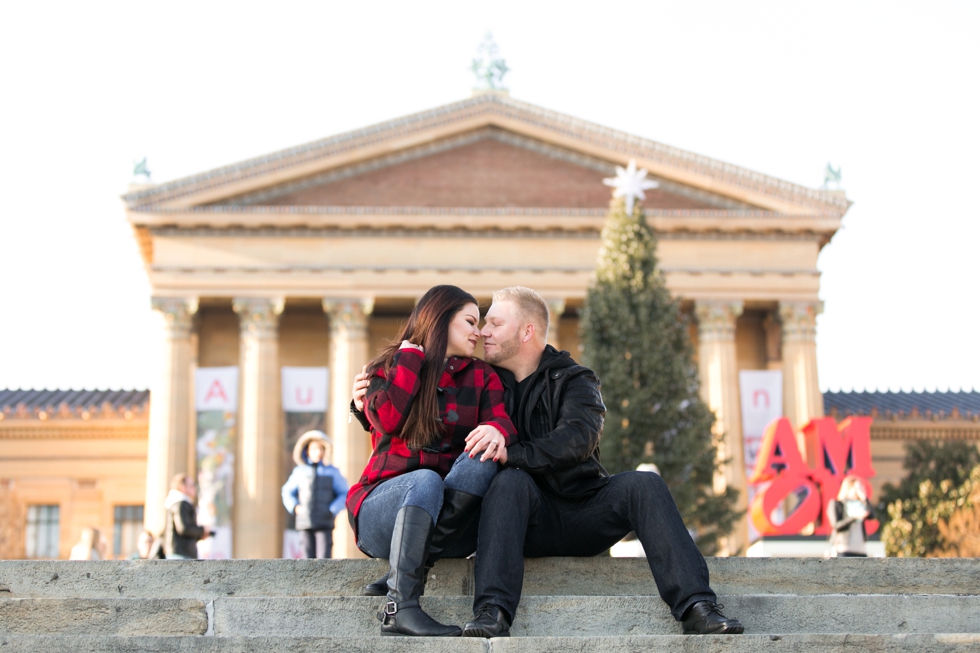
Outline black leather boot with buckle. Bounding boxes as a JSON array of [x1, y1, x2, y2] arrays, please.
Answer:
[[377, 505, 461, 637], [365, 488, 483, 597]]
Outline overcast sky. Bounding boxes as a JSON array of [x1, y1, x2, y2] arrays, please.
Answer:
[[1, 1, 977, 393]]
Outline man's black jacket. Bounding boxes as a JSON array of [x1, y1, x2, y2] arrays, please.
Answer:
[[352, 345, 609, 499]]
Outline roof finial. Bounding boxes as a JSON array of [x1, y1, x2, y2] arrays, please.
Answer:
[[471, 32, 509, 94]]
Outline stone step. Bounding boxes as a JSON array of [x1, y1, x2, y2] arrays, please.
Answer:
[[1, 557, 977, 600], [4, 594, 972, 638], [211, 595, 980, 637], [2, 635, 980, 653], [0, 598, 206, 636]]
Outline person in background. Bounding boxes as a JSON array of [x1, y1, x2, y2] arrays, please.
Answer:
[[827, 475, 875, 558], [163, 473, 213, 559], [281, 430, 348, 559], [69, 527, 104, 560], [127, 529, 163, 560]]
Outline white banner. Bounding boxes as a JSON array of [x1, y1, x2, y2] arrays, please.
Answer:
[[281, 367, 329, 413], [195, 367, 239, 412], [739, 370, 783, 542], [195, 367, 238, 559]]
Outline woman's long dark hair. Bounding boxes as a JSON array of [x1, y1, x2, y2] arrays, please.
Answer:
[[366, 285, 477, 451]]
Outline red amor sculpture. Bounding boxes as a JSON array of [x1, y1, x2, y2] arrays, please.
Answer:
[[749, 416, 877, 536]]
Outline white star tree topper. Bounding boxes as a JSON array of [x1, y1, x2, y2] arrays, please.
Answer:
[[603, 159, 659, 215]]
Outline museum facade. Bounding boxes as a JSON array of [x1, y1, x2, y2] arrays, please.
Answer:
[[19, 91, 961, 560]]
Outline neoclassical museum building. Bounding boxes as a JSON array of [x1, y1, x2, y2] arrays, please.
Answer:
[[3, 92, 979, 560]]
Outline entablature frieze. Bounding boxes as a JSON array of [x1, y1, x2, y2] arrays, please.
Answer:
[[130, 207, 841, 239]]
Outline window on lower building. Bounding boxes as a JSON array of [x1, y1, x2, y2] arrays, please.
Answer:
[[114, 505, 144, 557], [25, 505, 60, 559]]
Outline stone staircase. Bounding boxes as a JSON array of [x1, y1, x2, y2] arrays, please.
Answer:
[[1, 557, 979, 651]]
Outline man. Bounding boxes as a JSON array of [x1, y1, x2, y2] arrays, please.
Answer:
[[352, 286, 743, 637], [163, 473, 213, 559]]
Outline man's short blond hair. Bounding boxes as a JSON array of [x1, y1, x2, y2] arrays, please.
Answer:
[[492, 286, 550, 336]]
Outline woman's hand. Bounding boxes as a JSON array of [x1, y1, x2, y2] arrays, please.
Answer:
[[464, 424, 508, 463], [351, 366, 370, 412]]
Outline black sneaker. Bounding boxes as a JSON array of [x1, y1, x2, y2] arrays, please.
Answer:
[[462, 604, 510, 638], [681, 601, 744, 635]]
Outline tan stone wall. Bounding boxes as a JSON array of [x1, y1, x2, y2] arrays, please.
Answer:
[[197, 306, 239, 367], [0, 423, 148, 559]]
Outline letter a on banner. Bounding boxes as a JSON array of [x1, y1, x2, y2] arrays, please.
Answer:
[[195, 366, 238, 559]]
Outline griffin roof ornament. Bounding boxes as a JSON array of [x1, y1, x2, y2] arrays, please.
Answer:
[[471, 32, 509, 91], [133, 157, 152, 182]]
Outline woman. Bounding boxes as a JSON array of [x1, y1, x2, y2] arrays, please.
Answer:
[[827, 475, 875, 557], [347, 285, 516, 637], [69, 527, 103, 560]]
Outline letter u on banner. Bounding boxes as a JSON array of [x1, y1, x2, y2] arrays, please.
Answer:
[[280, 367, 329, 558], [195, 366, 238, 559]]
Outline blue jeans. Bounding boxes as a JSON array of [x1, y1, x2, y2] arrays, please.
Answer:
[[357, 453, 499, 559]]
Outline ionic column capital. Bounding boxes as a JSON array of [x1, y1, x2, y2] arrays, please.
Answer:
[[694, 300, 744, 341], [233, 297, 284, 339], [779, 301, 823, 343], [151, 297, 198, 339], [322, 298, 374, 339]]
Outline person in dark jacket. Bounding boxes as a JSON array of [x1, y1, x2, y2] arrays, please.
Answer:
[[459, 287, 743, 637], [281, 429, 348, 558], [163, 473, 213, 559], [348, 285, 516, 638]]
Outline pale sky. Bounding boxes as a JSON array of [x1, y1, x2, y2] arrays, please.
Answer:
[[1, 1, 977, 393]]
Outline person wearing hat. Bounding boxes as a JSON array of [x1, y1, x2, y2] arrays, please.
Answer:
[[281, 430, 349, 558]]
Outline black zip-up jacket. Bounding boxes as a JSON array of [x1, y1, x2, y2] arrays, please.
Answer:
[[496, 346, 609, 498], [351, 346, 609, 498]]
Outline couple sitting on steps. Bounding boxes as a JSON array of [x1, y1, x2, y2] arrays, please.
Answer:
[[347, 284, 744, 638]]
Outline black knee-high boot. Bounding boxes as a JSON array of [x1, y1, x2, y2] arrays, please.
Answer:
[[378, 505, 461, 637], [365, 489, 482, 597]]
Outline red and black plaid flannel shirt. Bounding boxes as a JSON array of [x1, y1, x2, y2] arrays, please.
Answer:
[[346, 348, 515, 532]]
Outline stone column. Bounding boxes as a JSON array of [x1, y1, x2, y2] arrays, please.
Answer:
[[144, 297, 197, 536], [323, 298, 374, 559], [779, 301, 824, 432], [232, 297, 284, 559], [694, 300, 746, 556], [544, 298, 565, 350]]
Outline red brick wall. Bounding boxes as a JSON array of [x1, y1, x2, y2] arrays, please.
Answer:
[[263, 137, 716, 209]]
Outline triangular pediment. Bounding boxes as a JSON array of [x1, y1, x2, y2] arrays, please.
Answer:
[[212, 128, 747, 210], [124, 94, 849, 218]]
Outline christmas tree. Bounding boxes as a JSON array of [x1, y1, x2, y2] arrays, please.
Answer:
[[581, 162, 739, 554]]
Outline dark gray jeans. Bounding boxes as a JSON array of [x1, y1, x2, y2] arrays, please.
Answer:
[[356, 453, 499, 559], [473, 469, 717, 622]]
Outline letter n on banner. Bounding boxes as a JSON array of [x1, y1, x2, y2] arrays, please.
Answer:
[[738, 370, 783, 542], [280, 367, 329, 558], [195, 366, 238, 559]]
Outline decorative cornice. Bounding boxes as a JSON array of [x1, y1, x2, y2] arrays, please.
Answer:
[[0, 402, 147, 422], [232, 297, 284, 339], [122, 94, 847, 215], [779, 301, 823, 343], [0, 421, 148, 439], [151, 264, 819, 276], [150, 297, 198, 338], [322, 298, 374, 340], [869, 421, 980, 441], [149, 225, 824, 243], [695, 300, 744, 341]]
